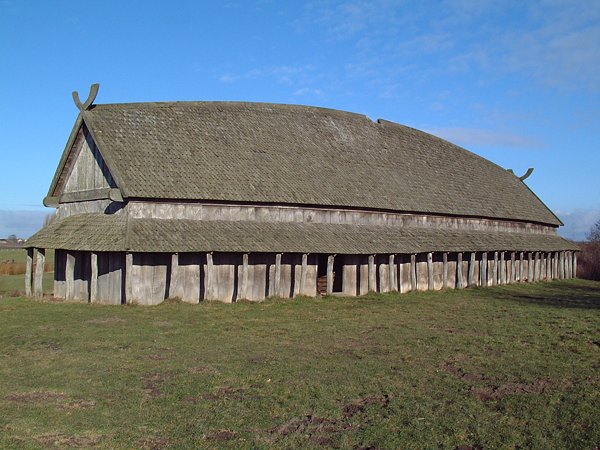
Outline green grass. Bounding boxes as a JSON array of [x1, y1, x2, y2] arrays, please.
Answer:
[[0, 272, 54, 297], [0, 280, 599, 449]]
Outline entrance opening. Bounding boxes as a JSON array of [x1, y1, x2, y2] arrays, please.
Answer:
[[316, 254, 343, 295]]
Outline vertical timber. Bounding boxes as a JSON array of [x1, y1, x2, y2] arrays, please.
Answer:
[[442, 252, 448, 289], [410, 254, 417, 292], [326, 254, 334, 295], [457, 253, 464, 289], [25, 248, 33, 296], [90, 252, 98, 303], [368, 255, 376, 292], [427, 252, 434, 290]]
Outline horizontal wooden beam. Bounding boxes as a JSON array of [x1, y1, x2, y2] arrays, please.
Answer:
[[59, 187, 123, 203]]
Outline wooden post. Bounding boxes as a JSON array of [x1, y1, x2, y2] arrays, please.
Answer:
[[90, 252, 98, 303], [169, 253, 179, 299], [326, 254, 334, 295], [559, 251, 565, 279], [500, 252, 505, 285], [481, 252, 488, 287], [442, 252, 448, 289], [368, 255, 376, 292], [398, 256, 403, 294], [519, 252, 524, 282], [527, 252, 533, 282], [33, 248, 46, 298], [457, 253, 463, 289], [65, 251, 74, 300], [468, 252, 476, 288], [275, 253, 282, 297], [554, 251, 559, 279], [427, 252, 434, 290], [573, 252, 577, 278], [410, 254, 417, 291], [567, 252, 572, 279], [533, 252, 539, 282], [206, 252, 214, 300], [388, 254, 396, 291], [125, 252, 133, 303], [25, 248, 33, 297], [510, 252, 515, 284], [300, 253, 308, 296], [546, 253, 551, 280], [241, 253, 249, 299], [492, 252, 498, 286]]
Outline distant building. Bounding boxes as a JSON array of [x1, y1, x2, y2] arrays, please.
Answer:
[[26, 85, 577, 304]]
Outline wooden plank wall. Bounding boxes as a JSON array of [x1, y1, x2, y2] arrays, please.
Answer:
[[45, 250, 573, 304]]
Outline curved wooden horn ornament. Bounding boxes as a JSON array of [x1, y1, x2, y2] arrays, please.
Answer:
[[72, 83, 100, 111]]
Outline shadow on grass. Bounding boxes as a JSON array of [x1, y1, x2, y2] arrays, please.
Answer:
[[477, 280, 600, 310]]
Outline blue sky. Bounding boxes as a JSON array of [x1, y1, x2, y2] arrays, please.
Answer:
[[1, 0, 599, 240]]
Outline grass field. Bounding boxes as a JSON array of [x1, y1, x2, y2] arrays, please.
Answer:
[[0, 280, 598, 449], [0, 249, 55, 264]]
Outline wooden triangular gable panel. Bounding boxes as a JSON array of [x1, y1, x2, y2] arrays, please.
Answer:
[[52, 122, 117, 198]]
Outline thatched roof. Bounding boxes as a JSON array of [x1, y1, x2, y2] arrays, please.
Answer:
[[49, 101, 562, 226], [28, 213, 576, 253]]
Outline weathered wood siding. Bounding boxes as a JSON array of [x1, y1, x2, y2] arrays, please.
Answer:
[[127, 201, 558, 235], [63, 130, 115, 194]]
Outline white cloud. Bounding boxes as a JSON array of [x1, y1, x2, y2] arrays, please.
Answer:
[[556, 208, 600, 241], [294, 87, 323, 96], [426, 127, 545, 149]]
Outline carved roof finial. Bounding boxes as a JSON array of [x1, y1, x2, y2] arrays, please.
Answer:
[[507, 167, 534, 181], [72, 83, 100, 111]]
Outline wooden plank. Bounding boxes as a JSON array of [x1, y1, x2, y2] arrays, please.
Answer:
[[546, 253, 551, 280], [299, 253, 308, 296], [125, 253, 133, 303], [510, 252, 515, 284], [398, 256, 403, 294], [326, 254, 335, 295], [206, 252, 214, 299], [368, 254, 376, 292], [25, 248, 33, 297], [573, 252, 577, 278], [500, 252, 505, 285], [468, 252, 475, 287], [410, 254, 417, 292], [65, 251, 74, 300], [90, 252, 98, 303], [481, 252, 488, 287], [388, 254, 396, 291], [457, 253, 463, 289], [442, 252, 448, 289], [519, 252, 524, 282], [427, 252, 434, 290], [169, 253, 179, 299], [492, 252, 498, 286], [275, 253, 282, 297], [241, 253, 249, 299]]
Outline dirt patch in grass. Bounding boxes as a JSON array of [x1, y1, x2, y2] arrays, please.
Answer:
[[6, 391, 67, 403], [142, 372, 173, 399], [441, 361, 489, 382], [139, 436, 172, 449], [187, 365, 215, 374], [201, 386, 245, 401], [471, 379, 561, 402], [206, 429, 238, 442], [342, 394, 391, 418], [34, 433, 102, 447], [63, 400, 97, 410]]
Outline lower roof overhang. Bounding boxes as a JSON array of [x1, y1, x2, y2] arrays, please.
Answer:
[[27, 213, 578, 254]]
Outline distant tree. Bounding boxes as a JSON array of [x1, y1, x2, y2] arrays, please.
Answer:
[[588, 219, 600, 242]]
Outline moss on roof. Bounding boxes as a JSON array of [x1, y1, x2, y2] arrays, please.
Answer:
[[50, 101, 562, 226]]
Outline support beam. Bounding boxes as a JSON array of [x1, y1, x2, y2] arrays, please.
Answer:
[[241, 253, 249, 299], [554, 251, 559, 279], [457, 253, 464, 289], [559, 251, 565, 279], [442, 252, 448, 289], [410, 254, 417, 292], [519, 252, 524, 282], [33, 248, 45, 298], [492, 252, 498, 286], [398, 257, 403, 294], [427, 252, 434, 290], [533, 252, 539, 282], [510, 252, 516, 284], [388, 254, 396, 291], [528, 252, 533, 282], [566, 252, 572, 279], [65, 251, 74, 300], [90, 252, 98, 303], [169, 253, 179, 299], [206, 252, 214, 299], [546, 253, 552, 280], [573, 252, 577, 278], [300, 253, 308, 296], [274, 253, 282, 297], [326, 254, 334, 295], [368, 255, 376, 292], [500, 252, 505, 285], [468, 252, 476, 287], [125, 252, 133, 304], [481, 252, 488, 287], [25, 248, 33, 297]]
